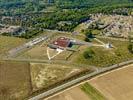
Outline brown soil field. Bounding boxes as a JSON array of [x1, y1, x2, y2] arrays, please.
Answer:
[[89, 64, 133, 100], [0, 61, 32, 100], [47, 86, 91, 100]]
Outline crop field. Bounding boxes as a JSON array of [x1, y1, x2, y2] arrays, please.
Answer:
[[89, 64, 133, 100], [81, 83, 106, 100], [30, 63, 89, 91], [0, 36, 27, 56], [73, 37, 133, 67], [47, 86, 91, 100], [0, 61, 32, 100]]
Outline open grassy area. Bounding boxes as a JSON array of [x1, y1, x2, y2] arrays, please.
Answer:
[[0, 36, 27, 56], [18, 44, 73, 60], [81, 83, 106, 100], [91, 29, 102, 35], [30, 63, 89, 91], [73, 37, 133, 67], [0, 61, 32, 100]]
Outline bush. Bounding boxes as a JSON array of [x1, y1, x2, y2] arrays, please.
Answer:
[[84, 30, 93, 38], [128, 44, 133, 53], [83, 48, 95, 59]]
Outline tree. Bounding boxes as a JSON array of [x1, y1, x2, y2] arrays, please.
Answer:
[[128, 44, 133, 53], [83, 30, 93, 42], [83, 48, 95, 59], [84, 30, 93, 38], [128, 33, 133, 53]]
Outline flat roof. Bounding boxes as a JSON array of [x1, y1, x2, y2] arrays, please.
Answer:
[[52, 37, 70, 48]]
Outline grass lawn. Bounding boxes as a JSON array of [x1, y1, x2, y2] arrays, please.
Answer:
[[73, 37, 133, 67], [81, 83, 106, 100], [91, 29, 102, 35], [71, 45, 80, 49]]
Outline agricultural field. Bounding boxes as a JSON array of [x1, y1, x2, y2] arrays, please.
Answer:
[[89, 64, 133, 100], [46, 78, 105, 100], [81, 83, 106, 100], [72, 37, 133, 67], [47, 64, 133, 100], [30, 63, 91, 91], [0, 36, 27, 56], [47, 86, 91, 100], [0, 61, 32, 100]]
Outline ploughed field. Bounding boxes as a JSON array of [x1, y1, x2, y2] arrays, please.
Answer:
[[0, 61, 32, 100]]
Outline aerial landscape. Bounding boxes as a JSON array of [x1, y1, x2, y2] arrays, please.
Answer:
[[0, 0, 133, 100]]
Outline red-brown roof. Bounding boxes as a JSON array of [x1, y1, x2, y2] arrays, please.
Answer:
[[52, 37, 70, 47]]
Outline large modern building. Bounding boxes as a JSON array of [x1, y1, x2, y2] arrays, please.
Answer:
[[48, 37, 71, 49]]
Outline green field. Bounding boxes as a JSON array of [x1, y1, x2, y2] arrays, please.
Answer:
[[73, 37, 133, 67], [81, 83, 106, 100], [71, 45, 80, 49]]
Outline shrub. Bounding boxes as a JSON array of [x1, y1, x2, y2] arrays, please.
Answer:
[[83, 48, 95, 59], [128, 43, 133, 53]]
